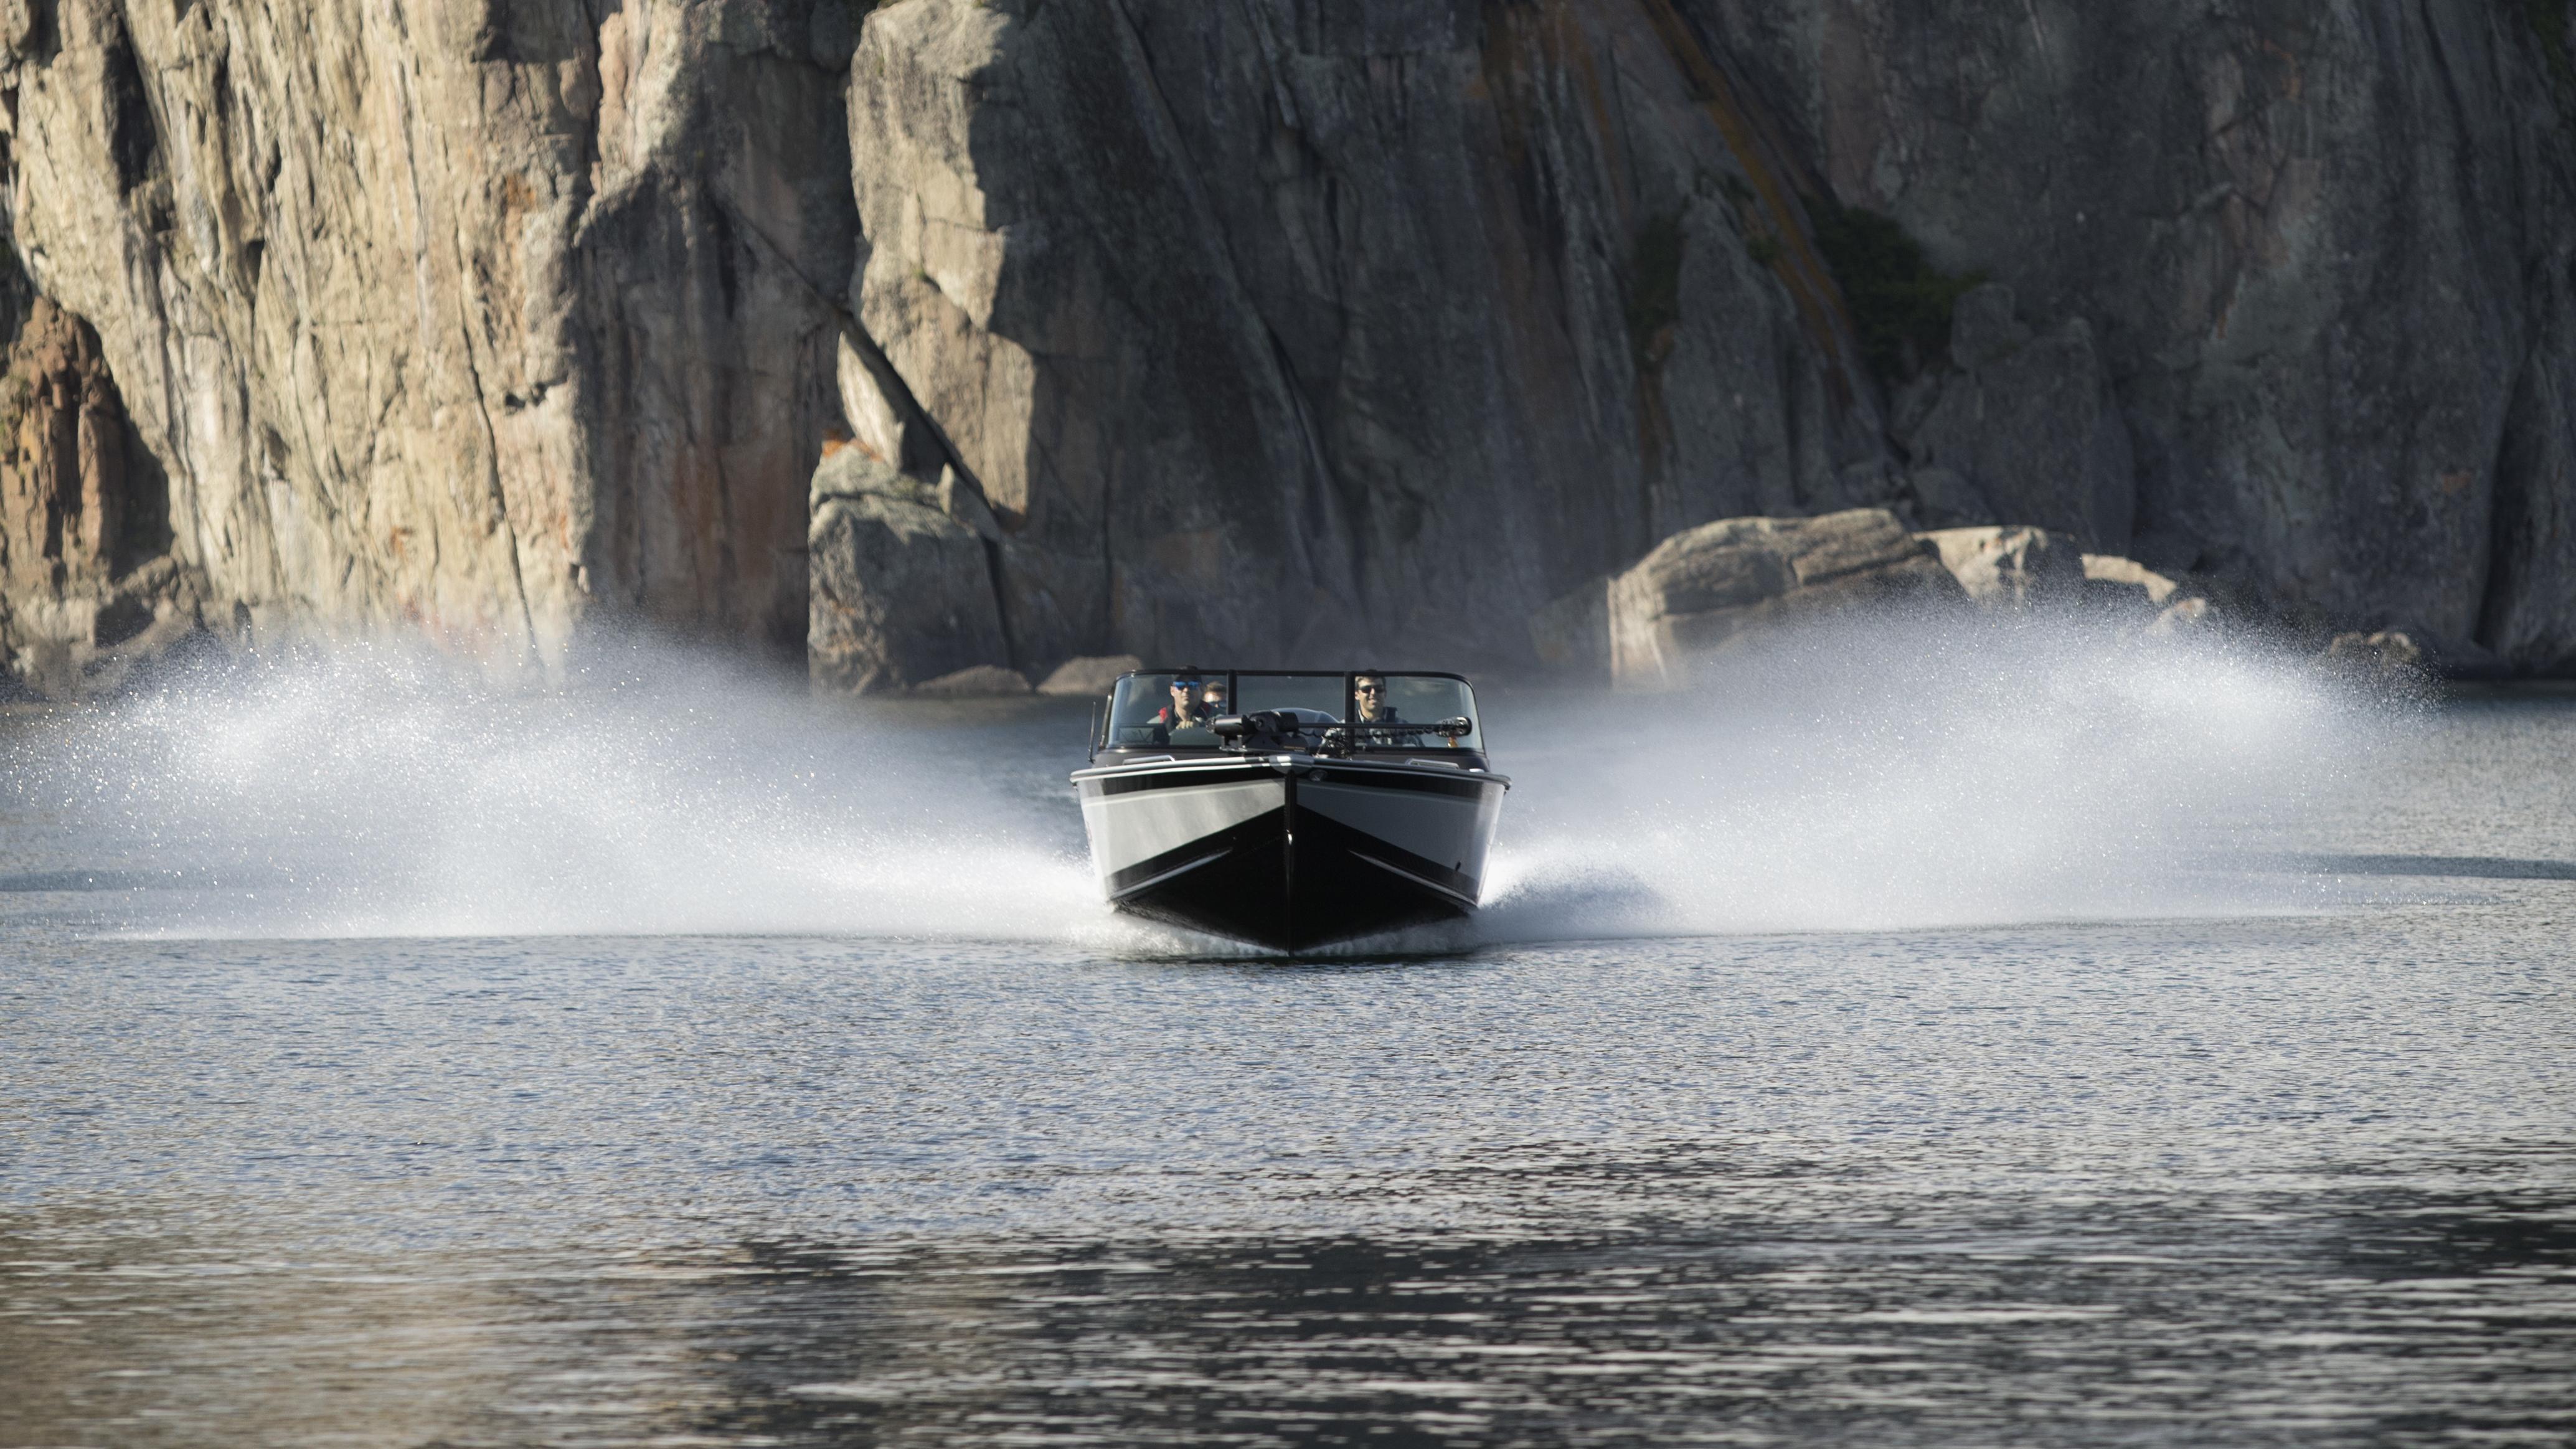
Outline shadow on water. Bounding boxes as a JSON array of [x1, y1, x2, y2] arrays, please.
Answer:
[[0, 867, 282, 892], [1147, 947, 1499, 971], [0, 868, 172, 892], [2324, 1144, 2576, 1278], [2262, 852, 2576, 882]]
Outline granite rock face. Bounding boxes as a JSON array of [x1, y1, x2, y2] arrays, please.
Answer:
[[1, 0, 2571, 687], [1897, 285, 2136, 550], [2, 0, 857, 679], [1692, 0, 2576, 669], [844, 0, 1889, 676], [837, 0, 2576, 677]]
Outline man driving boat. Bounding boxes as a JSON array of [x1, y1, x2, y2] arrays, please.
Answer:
[[1353, 673, 1426, 747], [1150, 675, 1214, 745]]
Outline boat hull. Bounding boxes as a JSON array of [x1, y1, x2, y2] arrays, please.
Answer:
[[1073, 757, 1507, 951]]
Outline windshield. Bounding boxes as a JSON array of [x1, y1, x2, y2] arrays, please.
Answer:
[[1100, 672, 1482, 753], [1106, 672, 1227, 748], [1351, 674, 1482, 751]]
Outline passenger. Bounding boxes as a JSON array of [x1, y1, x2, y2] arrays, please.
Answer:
[[1199, 677, 1233, 719]]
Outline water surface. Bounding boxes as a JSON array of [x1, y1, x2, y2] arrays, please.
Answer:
[[4, 638, 2572, 1446]]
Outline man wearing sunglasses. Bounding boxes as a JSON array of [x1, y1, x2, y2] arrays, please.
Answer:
[[1150, 676, 1214, 745], [1352, 673, 1425, 747]]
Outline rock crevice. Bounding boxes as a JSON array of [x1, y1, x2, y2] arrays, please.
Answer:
[[0, 275, 203, 696]]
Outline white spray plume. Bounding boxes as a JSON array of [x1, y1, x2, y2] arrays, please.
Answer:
[[1473, 611, 2387, 940], [4, 640, 1109, 941], [2, 614, 2389, 946]]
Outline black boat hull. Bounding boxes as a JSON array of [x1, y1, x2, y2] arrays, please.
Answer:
[[1073, 757, 1507, 951]]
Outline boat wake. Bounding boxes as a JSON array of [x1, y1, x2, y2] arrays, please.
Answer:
[[0, 615, 2395, 947], [1470, 613, 2390, 942], [2, 642, 1110, 943]]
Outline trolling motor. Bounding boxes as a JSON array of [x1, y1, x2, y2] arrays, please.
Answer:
[[1210, 710, 1311, 750]]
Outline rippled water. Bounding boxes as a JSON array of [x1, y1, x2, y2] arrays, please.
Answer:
[[3, 637, 2572, 1447]]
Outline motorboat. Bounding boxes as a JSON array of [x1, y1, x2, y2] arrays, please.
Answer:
[[1072, 669, 1509, 950]]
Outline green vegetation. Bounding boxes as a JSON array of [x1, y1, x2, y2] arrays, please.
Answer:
[[1625, 210, 1687, 372], [1745, 234, 1783, 268], [1806, 200, 1984, 382]]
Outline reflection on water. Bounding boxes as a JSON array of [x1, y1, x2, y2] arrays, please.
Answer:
[[9, 1150, 2574, 1447]]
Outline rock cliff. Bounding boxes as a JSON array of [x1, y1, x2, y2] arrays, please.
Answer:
[[1698, 0, 2576, 671], [2, 0, 856, 686], [840, 0, 1892, 678], [0, 0, 2569, 691]]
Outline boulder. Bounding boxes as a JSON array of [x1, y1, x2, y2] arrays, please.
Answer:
[[2320, 630, 2429, 688], [1037, 654, 1143, 697], [2081, 554, 2186, 612], [807, 450, 1011, 696], [1918, 526, 2085, 609], [910, 664, 1032, 697], [1607, 509, 1963, 689]]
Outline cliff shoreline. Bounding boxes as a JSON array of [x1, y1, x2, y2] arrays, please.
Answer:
[[2, 0, 2570, 696]]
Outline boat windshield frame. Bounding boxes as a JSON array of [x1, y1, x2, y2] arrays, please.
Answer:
[[1092, 669, 1486, 761]]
